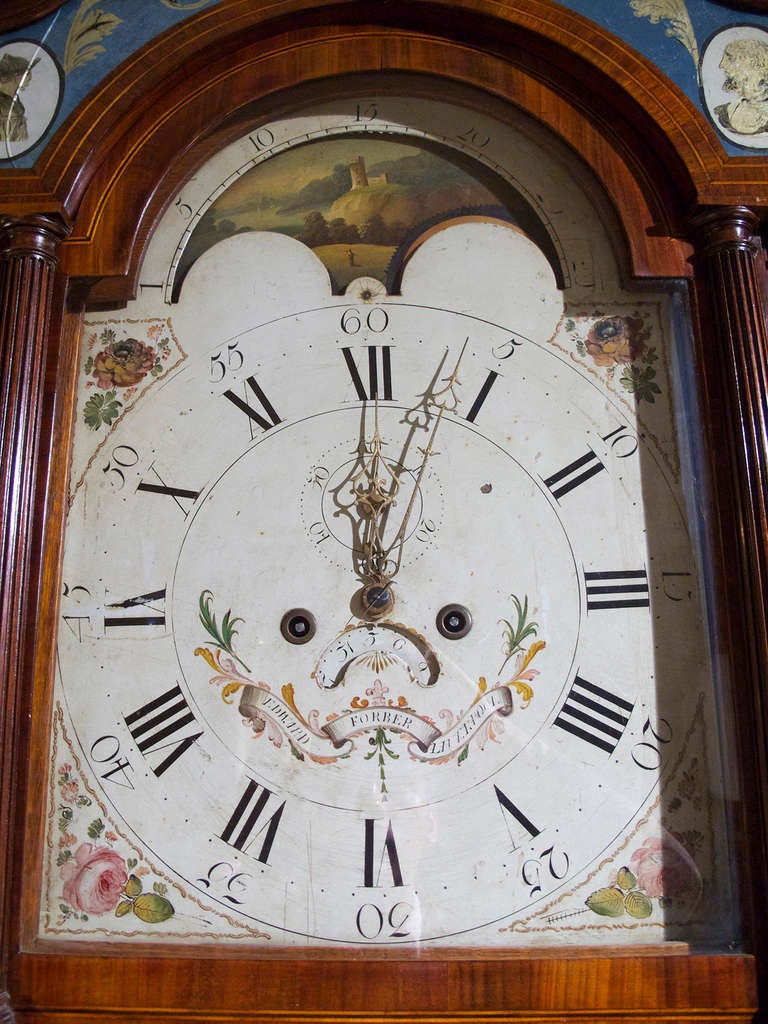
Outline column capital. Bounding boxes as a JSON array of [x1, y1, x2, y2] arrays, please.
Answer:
[[0, 213, 71, 262], [687, 205, 761, 256]]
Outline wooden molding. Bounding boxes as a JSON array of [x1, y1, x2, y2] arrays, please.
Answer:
[[0, 0, 749, 284], [0, 0, 66, 33], [709, 0, 768, 12], [687, 208, 768, 1008], [6, 950, 758, 1020]]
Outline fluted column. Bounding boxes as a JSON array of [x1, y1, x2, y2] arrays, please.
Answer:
[[0, 214, 70, 1009], [688, 206, 768, 993]]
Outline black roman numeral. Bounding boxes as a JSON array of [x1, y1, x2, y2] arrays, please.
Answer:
[[494, 785, 541, 850], [364, 818, 404, 887], [465, 370, 500, 423], [553, 675, 634, 754], [542, 448, 605, 501], [137, 466, 200, 515], [124, 684, 202, 776], [104, 588, 166, 629], [542, 426, 638, 501], [585, 569, 650, 610], [220, 779, 286, 863], [342, 346, 393, 400], [223, 376, 281, 432]]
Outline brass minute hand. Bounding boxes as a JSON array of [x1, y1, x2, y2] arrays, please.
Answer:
[[382, 338, 468, 579]]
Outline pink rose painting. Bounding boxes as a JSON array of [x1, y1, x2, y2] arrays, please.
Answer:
[[60, 842, 128, 915], [629, 835, 699, 900]]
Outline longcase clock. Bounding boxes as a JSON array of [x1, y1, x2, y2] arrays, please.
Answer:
[[0, 2, 767, 1021]]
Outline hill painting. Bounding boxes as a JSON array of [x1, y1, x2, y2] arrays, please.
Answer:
[[173, 136, 511, 294]]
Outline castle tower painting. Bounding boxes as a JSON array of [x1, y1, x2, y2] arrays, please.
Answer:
[[348, 155, 388, 190]]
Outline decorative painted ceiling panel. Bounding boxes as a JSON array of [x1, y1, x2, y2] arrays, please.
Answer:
[[0, 0, 768, 166]]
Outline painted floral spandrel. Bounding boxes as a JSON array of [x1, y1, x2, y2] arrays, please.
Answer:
[[569, 314, 660, 403], [55, 763, 174, 926], [82, 323, 172, 431]]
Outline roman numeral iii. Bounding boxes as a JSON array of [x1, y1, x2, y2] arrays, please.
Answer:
[[585, 569, 650, 610]]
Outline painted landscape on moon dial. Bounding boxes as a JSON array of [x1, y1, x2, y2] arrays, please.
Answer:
[[176, 137, 513, 291]]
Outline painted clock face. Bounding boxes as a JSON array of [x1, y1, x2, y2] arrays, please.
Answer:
[[42, 91, 737, 948]]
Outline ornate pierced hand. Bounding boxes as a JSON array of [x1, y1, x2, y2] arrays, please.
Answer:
[[351, 342, 467, 618], [348, 396, 400, 586]]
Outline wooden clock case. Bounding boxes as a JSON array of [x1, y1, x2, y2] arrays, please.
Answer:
[[1, 0, 767, 1020]]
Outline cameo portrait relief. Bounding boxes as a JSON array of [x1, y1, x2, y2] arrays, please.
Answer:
[[701, 24, 768, 147], [0, 40, 62, 161]]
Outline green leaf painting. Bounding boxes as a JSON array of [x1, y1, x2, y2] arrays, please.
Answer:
[[83, 390, 122, 430]]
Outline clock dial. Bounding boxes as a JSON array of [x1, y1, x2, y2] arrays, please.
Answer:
[[42, 95, 736, 949]]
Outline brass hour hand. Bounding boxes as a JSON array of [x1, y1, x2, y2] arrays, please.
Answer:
[[348, 395, 400, 585]]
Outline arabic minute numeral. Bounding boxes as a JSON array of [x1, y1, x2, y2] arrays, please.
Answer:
[[631, 717, 673, 770], [661, 571, 694, 601], [602, 424, 638, 458], [210, 341, 244, 382], [340, 306, 389, 335], [521, 845, 570, 898], [492, 336, 523, 360], [457, 125, 491, 148], [102, 444, 140, 490], [174, 196, 192, 219], [355, 102, 378, 122], [196, 861, 251, 905], [249, 127, 275, 151], [355, 900, 413, 940], [89, 734, 135, 789], [61, 582, 92, 640]]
